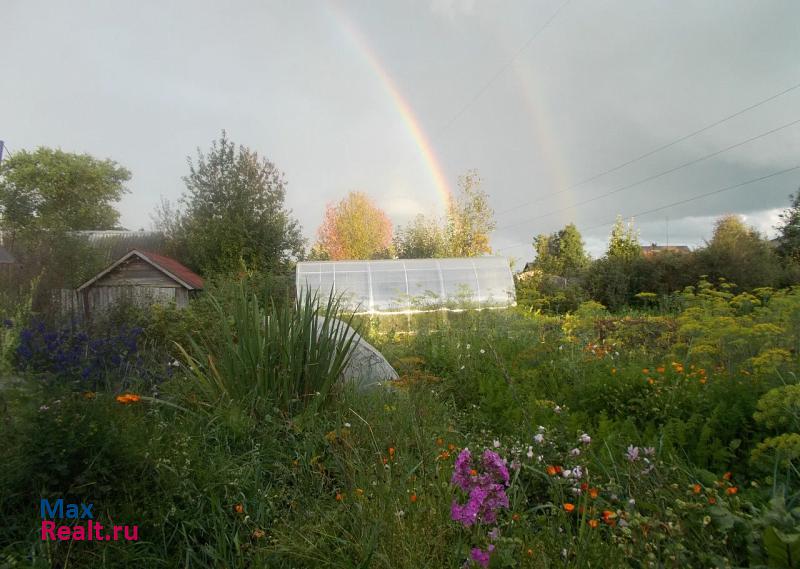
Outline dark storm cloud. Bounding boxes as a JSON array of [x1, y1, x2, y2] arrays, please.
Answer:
[[1, 0, 798, 260]]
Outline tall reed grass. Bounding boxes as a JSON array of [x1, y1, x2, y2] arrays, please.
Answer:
[[178, 282, 359, 415]]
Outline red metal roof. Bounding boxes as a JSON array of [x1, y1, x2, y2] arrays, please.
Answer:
[[137, 250, 204, 290]]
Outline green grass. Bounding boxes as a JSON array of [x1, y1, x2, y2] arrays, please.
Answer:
[[2, 281, 800, 568]]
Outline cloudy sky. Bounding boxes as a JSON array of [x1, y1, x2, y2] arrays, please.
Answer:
[[2, 0, 799, 260]]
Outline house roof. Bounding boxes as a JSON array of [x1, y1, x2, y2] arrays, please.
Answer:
[[641, 244, 690, 253], [77, 249, 204, 291]]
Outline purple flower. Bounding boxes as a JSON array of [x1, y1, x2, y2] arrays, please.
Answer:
[[450, 449, 510, 528], [470, 545, 495, 568], [625, 445, 640, 462]]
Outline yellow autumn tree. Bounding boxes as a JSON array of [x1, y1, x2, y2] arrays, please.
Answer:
[[315, 191, 393, 260]]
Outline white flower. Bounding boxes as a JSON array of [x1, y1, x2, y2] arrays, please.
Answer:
[[526, 446, 534, 459], [395, 510, 405, 518], [466, 344, 471, 350], [480, 349, 485, 354], [534, 434, 544, 444], [569, 448, 581, 457], [38, 405, 49, 412], [572, 465, 584, 478], [493, 440, 501, 448], [562, 469, 572, 478], [579, 433, 591, 444], [538, 425, 546, 433], [460, 365, 465, 370], [554, 405, 562, 414], [344, 422, 351, 428], [628, 498, 636, 506]]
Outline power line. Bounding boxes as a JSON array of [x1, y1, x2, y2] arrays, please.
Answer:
[[432, 0, 571, 139], [495, 79, 800, 216], [496, 164, 800, 252], [496, 116, 800, 231]]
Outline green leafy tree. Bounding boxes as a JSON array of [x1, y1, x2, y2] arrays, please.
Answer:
[[556, 223, 589, 275], [532, 223, 589, 276], [175, 132, 304, 274], [315, 191, 393, 260], [607, 216, 641, 261], [446, 170, 495, 257], [776, 188, 800, 261], [0, 147, 130, 235], [531, 233, 561, 274], [695, 215, 781, 289], [394, 214, 447, 259]]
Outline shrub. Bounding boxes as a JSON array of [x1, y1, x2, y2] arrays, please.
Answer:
[[178, 281, 359, 415]]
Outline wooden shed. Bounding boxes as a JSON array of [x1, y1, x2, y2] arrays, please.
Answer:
[[75, 249, 203, 318]]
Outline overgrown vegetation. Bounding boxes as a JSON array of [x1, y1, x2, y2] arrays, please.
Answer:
[[2, 277, 799, 568]]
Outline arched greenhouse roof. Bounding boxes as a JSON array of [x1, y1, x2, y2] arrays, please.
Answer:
[[296, 256, 516, 314]]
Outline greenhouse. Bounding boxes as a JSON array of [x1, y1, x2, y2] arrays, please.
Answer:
[[296, 257, 516, 314]]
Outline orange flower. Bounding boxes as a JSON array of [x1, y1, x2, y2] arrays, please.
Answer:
[[438, 450, 451, 460], [699, 378, 707, 384], [410, 493, 418, 503], [388, 447, 396, 459], [251, 528, 266, 539], [726, 487, 738, 495], [601, 510, 617, 524], [448, 443, 456, 451], [642, 368, 650, 374], [470, 469, 478, 477], [693, 484, 702, 494], [588, 519, 599, 528], [722, 471, 732, 481], [563, 503, 575, 513], [335, 493, 344, 502], [647, 378, 655, 385], [436, 437, 444, 447], [512, 513, 520, 522], [233, 503, 244, 514], [589, 488, 599, 499], [526, 549, 534, 557], [656, 366, 665, 374], [708, 497, 717, 505], [115, 393, 141, 404]]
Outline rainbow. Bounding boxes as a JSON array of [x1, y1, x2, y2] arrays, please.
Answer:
[[510, 58, 574, 223], [328, 3, 453, 210]]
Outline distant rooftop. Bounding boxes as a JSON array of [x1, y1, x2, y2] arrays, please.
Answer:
[[641, 244, 691, 255]]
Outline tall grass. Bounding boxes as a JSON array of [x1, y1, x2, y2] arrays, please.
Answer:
[[178, 282, 360, 415]]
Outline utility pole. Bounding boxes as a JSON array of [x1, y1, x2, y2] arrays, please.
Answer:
[[666, 216, 669, 248], [0, 140, 4, 163]]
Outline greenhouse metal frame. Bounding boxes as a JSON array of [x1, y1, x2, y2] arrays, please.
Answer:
[[296, 256, 515, 314]]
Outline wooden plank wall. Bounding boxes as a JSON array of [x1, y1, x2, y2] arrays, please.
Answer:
[[55, 286, 184, 322]]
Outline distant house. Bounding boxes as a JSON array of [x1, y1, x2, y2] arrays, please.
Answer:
[[641, 244, 690, 256], [70, 249, 203, 319]]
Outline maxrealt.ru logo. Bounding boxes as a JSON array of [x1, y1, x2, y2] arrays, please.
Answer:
[[40, 499, 139, 541]]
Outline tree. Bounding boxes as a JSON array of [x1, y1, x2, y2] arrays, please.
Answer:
[[394, 214, 447, 259], [176, 132, 304, 274], [315, 191, 393, 260], [446, 170, 495, 257], [531, 233, 561, 274], [695, 214, 781, 289], [606, 216, 641, 261], [0, 147, 130, 235], [776, 188, 800, 261], [531, 223, 589, 276]]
